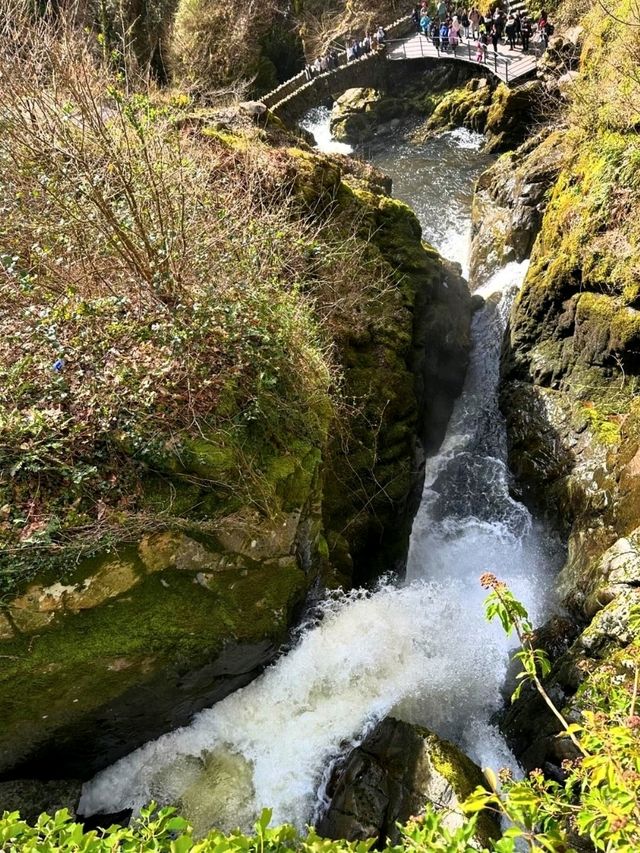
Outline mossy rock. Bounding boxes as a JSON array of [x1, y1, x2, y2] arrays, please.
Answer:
[[469, 128, 566, 286], [316, 716, 499, 846], [0, 541, 310, 778], [484, 81, 542, 154], [426, 78, 493, 135]]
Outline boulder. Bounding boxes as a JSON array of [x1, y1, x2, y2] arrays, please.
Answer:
[[238, 101, 268, 119], [316, 717, 498, 846], [484, 81, 543, 154], [424, 78, 493, 136], [0, 520, 313, 780], [330, 88, 393, 144]]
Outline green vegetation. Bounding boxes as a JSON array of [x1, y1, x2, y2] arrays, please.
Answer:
[[0, 3, 405, 595], [581, 403, 622, 445], [3, 581, 639, 851], [170, 0, 305, 94], [0, 806, 487, 853]]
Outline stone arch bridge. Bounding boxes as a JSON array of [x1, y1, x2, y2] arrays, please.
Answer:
[[262, 15, 540, 124]]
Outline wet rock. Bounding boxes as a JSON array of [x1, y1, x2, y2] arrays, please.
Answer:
[[0, 519, 312, 780], [316, 717, 498, 845], [424, 78, 493, 136], [470, 129, 566, 287], [329, 87, 406, 144], [0, 778, 82, 822]]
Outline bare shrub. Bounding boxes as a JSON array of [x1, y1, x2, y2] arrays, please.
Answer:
[[0, 1, 397, 588]]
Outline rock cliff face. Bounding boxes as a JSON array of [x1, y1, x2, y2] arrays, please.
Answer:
[[328, 70, 543, 154], [470, 129, 566, 287], [316, 717, 498, 846], [0, 131, 471, 785], [488, 0, 640, 767]]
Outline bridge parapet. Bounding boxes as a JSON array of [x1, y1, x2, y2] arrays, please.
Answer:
[[261, 14, 412, 109], [265, 20, 540, 123], [269, 50, 388, 123]]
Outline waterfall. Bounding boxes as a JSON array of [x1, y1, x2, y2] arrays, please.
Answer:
[[80, 258, 560, 834]]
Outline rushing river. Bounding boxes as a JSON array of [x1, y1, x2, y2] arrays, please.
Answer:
[[80, 111, 562, 835]]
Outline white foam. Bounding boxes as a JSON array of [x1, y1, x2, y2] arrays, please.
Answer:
[[81, 217, 555, 837], [300, 107, 353, 155]]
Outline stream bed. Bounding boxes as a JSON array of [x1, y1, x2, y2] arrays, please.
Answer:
[[79, 112, 563, 836]]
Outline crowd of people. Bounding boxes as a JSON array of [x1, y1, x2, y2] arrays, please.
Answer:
[[411, 3, 555, 60], [304, 25, 388, 79], [302, 3, 553, 80]]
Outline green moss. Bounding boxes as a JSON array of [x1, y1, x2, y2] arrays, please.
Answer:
[[426, 81, 492, 135], [0, 555, 308, 761], [581, 405, 622, 446], [484, 81, 541, 154], [264, 444, 321, 511], [181, 435, 239, 480], [201, 128, 248, 149], [424, 731, 499, 845]]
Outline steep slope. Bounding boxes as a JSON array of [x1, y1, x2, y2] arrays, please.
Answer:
[[0, 19, 470, 777], [494, 0, 640, 766]]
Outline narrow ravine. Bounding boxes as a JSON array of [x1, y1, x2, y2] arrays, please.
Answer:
[[80, 113, 563, 836]]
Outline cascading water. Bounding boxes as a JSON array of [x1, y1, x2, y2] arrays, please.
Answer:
[[80, 114, 562, 836], [301, 107, 495, 278]]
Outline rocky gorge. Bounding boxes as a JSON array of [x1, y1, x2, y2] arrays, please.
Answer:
[[1, 0, 640, 849]]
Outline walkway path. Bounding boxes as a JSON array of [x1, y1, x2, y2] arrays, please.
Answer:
[[262, 15, 541, 118], [387, 32, 540, 84]]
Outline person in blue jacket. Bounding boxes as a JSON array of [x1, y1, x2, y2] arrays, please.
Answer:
[[439, 19, 450, 50]]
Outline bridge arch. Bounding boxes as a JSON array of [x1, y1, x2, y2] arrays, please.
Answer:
[[262, 21, 539, 124]]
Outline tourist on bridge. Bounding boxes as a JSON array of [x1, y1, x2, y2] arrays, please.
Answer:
[[469, 7, 480, 38], [412, 5, 421, 30], [439, 19, 450, 50], [461, 9, 471, 39], [376, 25, 387, 45], [430, 19, 441, 48], [520, 15, 531, 51], [437, 0, 448, 19], [538, 11, 554, 47], [514, 11, 522, 43], [490, 7, 501, 40], [490, 20, 499, 52], [505, 13, 517, 50], [476, 29, 488, 61], [449, 15, 462, 48], [420, 11, 432, 34]]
